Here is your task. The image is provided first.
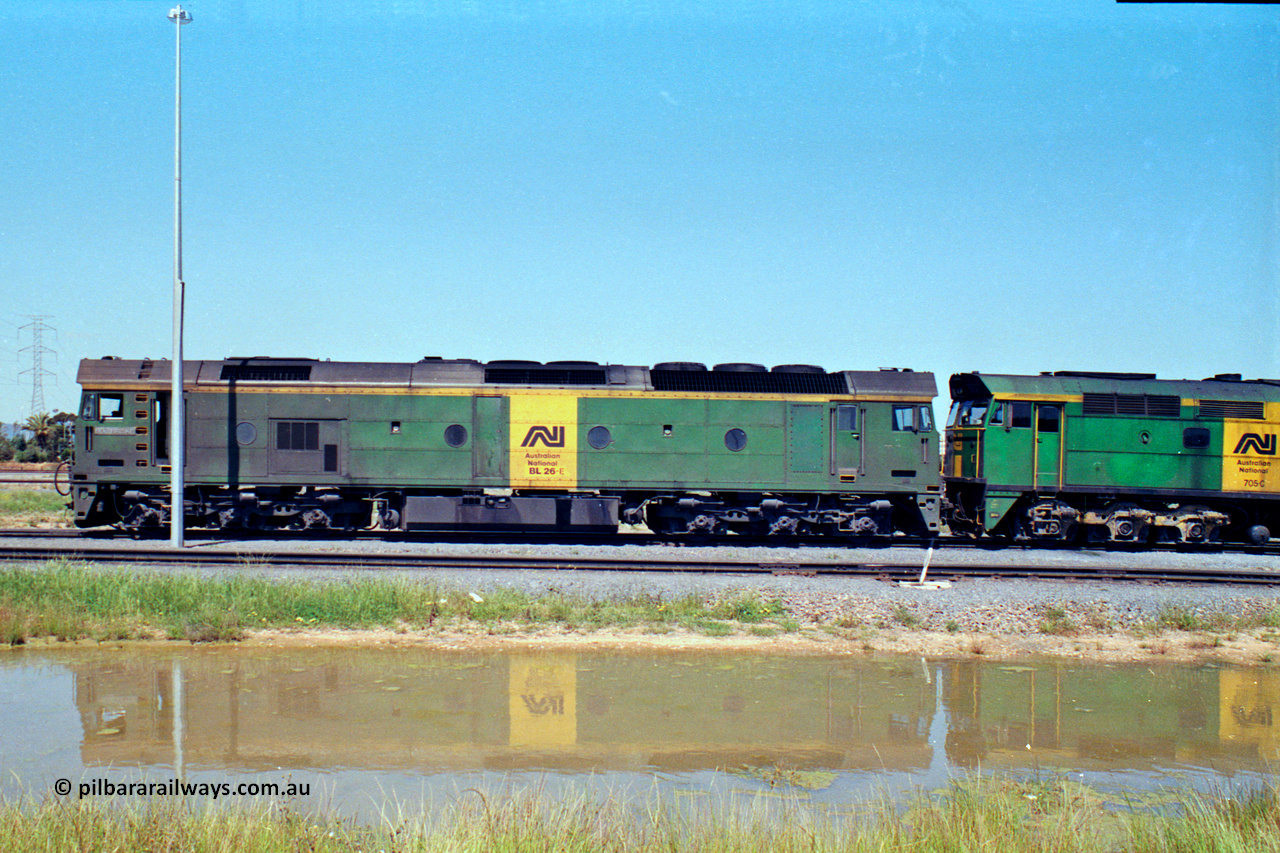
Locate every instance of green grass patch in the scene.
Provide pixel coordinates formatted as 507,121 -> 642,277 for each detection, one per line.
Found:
0,488 -> 70,526
5,776 -> 1280,853
0,562 -> 798,644
890,604 -> 920,629
1039,605 -> 1079,636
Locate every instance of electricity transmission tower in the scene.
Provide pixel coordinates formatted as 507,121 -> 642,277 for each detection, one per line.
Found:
18,316 -> 56,415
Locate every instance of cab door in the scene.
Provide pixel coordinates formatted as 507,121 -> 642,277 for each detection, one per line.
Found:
831,404 -> 860,481
1034,404 -> 1061,490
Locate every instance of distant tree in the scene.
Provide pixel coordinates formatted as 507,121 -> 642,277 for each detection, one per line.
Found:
24,413 -> 52,452
49,411 -> 76,461
0,436 -> 13,462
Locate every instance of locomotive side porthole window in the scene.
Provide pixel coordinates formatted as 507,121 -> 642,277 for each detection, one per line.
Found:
588,425 -> 612,449
390,421 -> 402,434
235,422 -> 257,446
724,428 -> 747,451
1183,427 -> 1210,449
444,424 -> 468,447
837,405 -> 857,431
99,394 -> 124,420
663,424 -> 673,436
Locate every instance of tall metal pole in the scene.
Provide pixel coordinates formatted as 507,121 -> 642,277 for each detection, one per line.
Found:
169,5 -> 190,548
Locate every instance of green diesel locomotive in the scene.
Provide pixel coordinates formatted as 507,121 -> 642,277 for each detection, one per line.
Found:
70,356 -> 943,537
944,371 -> 1280,544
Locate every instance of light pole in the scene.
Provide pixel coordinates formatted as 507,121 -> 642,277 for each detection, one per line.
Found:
169,4 -> 190,548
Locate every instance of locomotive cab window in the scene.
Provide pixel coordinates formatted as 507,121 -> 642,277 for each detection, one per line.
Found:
917,406 -> 933,431
80,394 -> 98,421
946,400 -> 987,428
989,403 -> 1003,426
98,394 -> 124,420
1037,405 -> 1060,433
892,406 -> 915,431
1010,402 -> 1032,429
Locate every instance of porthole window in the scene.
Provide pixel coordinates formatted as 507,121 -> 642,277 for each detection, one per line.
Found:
444,424 -> 468,448
724,428 -> 747,452
235,422 -> 257,446
588,425 -> 612,449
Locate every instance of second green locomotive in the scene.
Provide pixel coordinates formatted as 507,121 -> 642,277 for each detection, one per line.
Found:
944,371 -> 1280,544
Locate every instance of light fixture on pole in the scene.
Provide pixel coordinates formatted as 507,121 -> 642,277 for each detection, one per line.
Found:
169,4 -> 190,548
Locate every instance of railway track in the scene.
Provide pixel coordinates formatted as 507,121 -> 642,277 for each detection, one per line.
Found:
3,526 -> 1280,556
0,532 -> 1277,584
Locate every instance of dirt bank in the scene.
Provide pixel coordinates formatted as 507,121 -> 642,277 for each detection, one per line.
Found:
235,621 -> 1280,665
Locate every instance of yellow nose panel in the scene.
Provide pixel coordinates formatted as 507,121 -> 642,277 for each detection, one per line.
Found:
1222,405 -> 1280,493
509,394 -> 578,489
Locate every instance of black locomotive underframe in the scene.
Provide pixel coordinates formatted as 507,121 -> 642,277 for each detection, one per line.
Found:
81,482 -> 932,538
946,480 -> 1279,545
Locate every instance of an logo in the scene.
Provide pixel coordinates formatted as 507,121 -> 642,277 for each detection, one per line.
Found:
521,694 -> 566,715
1234,433 -> 1277,455
520,425 -> 566,448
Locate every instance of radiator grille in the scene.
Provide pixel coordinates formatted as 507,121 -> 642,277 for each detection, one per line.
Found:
484,368 -> 608,386
651,370 -> 849,395
1082,393 -> 1181,417
1199,399 -> 1265,419
220,365 -> 312,381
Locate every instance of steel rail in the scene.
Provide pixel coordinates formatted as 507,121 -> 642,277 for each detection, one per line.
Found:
0,539 -> 1277,584
4,527 -> 1280,558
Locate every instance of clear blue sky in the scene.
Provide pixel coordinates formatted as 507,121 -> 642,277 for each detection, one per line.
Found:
2,0 -> 1277,423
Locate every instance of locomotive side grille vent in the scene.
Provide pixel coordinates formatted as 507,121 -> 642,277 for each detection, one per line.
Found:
484,368 -> 608,386
1200,399 -> 1265,419
1082,393 -> 1181,417
651,370 -> 850,395
220,365 -> 313,382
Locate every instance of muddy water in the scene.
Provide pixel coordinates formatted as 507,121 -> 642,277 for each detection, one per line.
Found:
1,646 -> 1276,816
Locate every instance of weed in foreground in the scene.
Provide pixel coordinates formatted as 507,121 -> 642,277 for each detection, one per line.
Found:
6,776 -> 1280,853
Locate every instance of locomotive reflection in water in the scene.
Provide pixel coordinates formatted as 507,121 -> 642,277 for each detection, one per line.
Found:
48,649 -> 1280,794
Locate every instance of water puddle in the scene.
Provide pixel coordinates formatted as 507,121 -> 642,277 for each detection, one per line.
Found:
1,645 -> 1276,817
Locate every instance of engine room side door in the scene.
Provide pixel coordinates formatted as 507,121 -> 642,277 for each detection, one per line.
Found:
787,404 -> 825,483
831,404 -> 860,481
471,395 -> 509,483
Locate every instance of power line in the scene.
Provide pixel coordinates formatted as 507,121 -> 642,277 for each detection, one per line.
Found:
18,316 -> 57,416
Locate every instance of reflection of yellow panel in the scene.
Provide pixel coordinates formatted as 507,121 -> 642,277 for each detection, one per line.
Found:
509,395 -> 578,489
1220,670 -> 1280,759
1222,403 -> 1280,493
509,655 -> 576,748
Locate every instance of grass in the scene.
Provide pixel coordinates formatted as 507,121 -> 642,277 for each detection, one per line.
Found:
5,776 -> 1280,852
0,561 -> 797,644
1039,605 -> 1079,636
890,604 -> 920,629
0,487 -> 70,527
